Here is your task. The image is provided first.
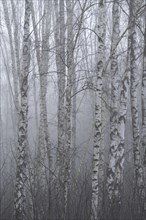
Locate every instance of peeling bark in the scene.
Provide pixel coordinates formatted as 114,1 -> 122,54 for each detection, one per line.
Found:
14,0 -> 31,219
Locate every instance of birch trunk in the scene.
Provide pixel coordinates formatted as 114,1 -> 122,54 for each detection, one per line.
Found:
142,6 -> 146,214
54,0 -> 66,179
40,2 -> 53,216
31,1 -> 52,218
129,0 -> 144,204
63,1 -> 74,219
107,0 -> 120,215
11,0 -> 21,86
91,1 -> 106,219
14,0 -> 31,219
53,0 -> 66,218
71,63 -> 77,172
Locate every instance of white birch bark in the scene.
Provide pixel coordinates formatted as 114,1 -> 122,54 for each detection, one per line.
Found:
71,63 -> 77,171
11,0 -> 21,86
14,0 -> 31,219
54,0 -> 66,181
41,2 -> 53,217
53,1 -> 66,218
141,5 -> 146,210
31,0 -> 52,175
129,0 -> 144,201
31,4 -> 47,207
110,3 -> 144,216
107,0 -> 120,212
62,1 -> 74,219
31,1 -> 52,218
32,54 -> 39,138
91,1 -> 106,219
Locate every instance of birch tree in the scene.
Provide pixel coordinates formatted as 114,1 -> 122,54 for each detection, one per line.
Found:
14,0 -> 31,219
11,0 -> 21,87
1,0 -> 146,219
112,4 -> 134,219
91,1 -> 106,219
63,1 -> 75,219
129,0 -> 144,203
106,1 -> 122,218
142,4 -> 146,213
53,0 -> 66,218
71,64 -> 77,171
31,0 -> 52,218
